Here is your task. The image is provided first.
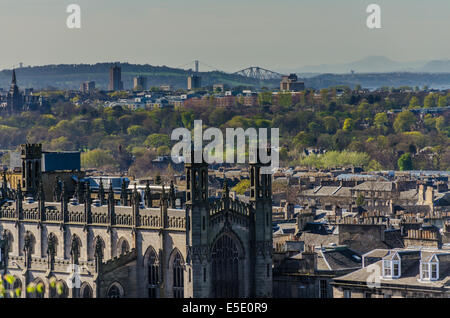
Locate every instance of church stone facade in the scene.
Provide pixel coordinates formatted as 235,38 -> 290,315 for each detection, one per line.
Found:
1,70 -> 46,115
0,145 -> 273,298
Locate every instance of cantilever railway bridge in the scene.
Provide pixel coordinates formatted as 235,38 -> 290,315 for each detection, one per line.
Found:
232,66 -> 284,81
178,61 -> 285,81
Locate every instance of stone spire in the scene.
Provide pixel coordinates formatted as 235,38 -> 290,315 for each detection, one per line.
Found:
76,180 -> 84,204
37,179 -> 45,202
132,184 -> 140,205
98,178 -> 105,205
1,170 -> 7,198
120,179 -> 128,206
108,181 -> 115,225
11,69 -> 16,85
60,181 -> 68,221
84,182 -> 91,224
132,184 -> 140,228
38,180 -> 45,222
160,184 -> 166,207
144,180 -> 152,208
222,175 -> 230,217
169,180 -> 176,208
53,177 -> 61,202
108,181 -> 114,205
222,175 -> 229,199
15,181 -> 23,218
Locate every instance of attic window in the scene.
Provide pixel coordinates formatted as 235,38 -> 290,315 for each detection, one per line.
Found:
393,261 -> 400,277
421,260 -> 439,281
383,260 -> 391,277
431,263 -> 438,280
421,263 -> 429,280
382,253 -> 401,279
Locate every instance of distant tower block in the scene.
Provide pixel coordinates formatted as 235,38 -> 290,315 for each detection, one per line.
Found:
187,75 -> 201,90
133,76 -> 147,91
280,74 -> 305,92
187,60 -> 201,90
195,60 -> 199,73
80,81 -> 96,94
109,65 -> 124,91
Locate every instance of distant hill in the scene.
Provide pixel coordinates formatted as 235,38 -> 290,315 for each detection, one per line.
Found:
290,56 -> 426,74
419,60 -> 450,73
0,63 -> 278,90
303,72 -> 450,90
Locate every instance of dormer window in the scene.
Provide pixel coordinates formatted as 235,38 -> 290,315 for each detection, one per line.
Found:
421,255 -> 439,281
383,260 -> 391,276
393,259 -> 400,277
431,263 -> 438,280
421,262 -> 429,280
382,253 -> 401,279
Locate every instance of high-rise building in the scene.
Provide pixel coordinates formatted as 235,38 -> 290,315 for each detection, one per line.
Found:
187,75 -> 202,90
187,60 -> 202,90
80,81 -> 96,94
133,76 -> 147,91
109,65 -> 123,91
280,73 -> 305,92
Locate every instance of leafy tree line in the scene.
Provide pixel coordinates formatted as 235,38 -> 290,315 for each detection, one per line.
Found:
0,88 -> 448,176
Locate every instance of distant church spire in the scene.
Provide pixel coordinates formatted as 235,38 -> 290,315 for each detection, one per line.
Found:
222,174 -> 229,199
11,69 -> 16,85
7,68 -> 22,114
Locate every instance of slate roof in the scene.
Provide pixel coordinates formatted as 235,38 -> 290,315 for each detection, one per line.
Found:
398,189 -> 419,200
274,222 -> 298,236
352,181 -> 394,192
297,232 -> 339,247
289,246 -> 362,272
336,247 -> 450,289
320,247 -> 362,271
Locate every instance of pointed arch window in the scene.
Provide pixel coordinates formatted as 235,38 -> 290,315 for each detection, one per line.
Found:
119,239 -> 130,256
107,283 -> 124,298
212,234 -> 240,298
148,250 -> 159,298
29,279 -> 45,299
81,283 -> 93,298
172,252 -> 184,298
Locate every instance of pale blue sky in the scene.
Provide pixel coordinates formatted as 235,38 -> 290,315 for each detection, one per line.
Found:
1,0 -> 450,72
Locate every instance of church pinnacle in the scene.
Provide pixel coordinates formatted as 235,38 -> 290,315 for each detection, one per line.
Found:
12,69 -> 16,85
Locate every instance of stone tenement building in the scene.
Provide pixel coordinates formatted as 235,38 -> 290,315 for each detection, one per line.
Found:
0,149 -> 273,298
333,247 -> 450,298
